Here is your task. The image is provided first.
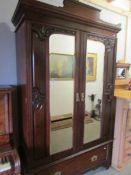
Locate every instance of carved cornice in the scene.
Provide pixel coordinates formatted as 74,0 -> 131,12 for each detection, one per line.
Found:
32,87 -> 45,111
32,25 -> 75,41
87,33 -> 115,50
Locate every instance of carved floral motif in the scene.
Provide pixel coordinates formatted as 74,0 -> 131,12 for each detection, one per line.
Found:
32,87 -> 45,111
32,25 -> 75,41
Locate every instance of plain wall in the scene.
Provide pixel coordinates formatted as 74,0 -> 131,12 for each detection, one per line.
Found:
0,23 -> 17,84
0,0 -> 63,85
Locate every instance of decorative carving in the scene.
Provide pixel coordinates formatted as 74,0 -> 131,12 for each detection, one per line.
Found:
104,82 -> 114,103
32,25 -> 75,41
32,87 -> 45,111
87,32 -> 115,50
32,26 -> 55,40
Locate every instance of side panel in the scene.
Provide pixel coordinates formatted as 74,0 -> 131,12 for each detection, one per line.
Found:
16,22 -> 34,162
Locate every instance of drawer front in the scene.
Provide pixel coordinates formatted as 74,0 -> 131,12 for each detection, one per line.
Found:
125,136 -> 131,149
34,144 -> 110,175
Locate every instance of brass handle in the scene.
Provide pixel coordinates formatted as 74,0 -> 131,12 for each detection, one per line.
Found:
90,155 -> 98,162
0,131 -> 5,135
128,153 -> 131,157
81,92 -> 85,102
76,93 -> 80,102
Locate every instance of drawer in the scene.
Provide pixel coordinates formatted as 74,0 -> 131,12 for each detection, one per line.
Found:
34,144 -> 109,175
125,136 -> 131,149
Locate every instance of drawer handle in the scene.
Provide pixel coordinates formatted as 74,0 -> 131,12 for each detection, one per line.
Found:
91,155 -> 98,162
0,131 -> 4,135
128,153 -> 131,157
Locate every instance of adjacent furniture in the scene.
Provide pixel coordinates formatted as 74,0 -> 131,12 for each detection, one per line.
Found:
112,63 -> 131,170
12,0 -> 120,174
0,86 -> 20,175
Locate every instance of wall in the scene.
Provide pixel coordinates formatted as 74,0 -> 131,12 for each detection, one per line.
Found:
0,0 -> 18,85
0,23 -> 16,84
100,9 -> 127,61
0,0 -> 63,85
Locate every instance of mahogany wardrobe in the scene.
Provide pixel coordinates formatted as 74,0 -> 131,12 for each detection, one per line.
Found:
12,0 -> 120,174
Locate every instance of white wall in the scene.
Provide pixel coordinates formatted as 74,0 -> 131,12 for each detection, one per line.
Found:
100,9 -> 127,60
126,18 -> 131,63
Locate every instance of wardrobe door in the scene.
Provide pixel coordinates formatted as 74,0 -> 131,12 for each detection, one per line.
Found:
83,38 -> 105,145
80,33 -> 116,147
49,32 -> 80,155
32,23 -> 81,159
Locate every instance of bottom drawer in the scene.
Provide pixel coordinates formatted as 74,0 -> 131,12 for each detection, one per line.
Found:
34,144 -> 110,175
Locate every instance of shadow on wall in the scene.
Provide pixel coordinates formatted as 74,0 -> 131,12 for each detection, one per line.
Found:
0,22 -> 17,85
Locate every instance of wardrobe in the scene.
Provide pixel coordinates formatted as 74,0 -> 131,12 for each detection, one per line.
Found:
12,0 -> 120,174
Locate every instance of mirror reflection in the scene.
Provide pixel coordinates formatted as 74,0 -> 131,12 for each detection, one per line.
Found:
49,34 -> 75,154
84,39 -> 105,144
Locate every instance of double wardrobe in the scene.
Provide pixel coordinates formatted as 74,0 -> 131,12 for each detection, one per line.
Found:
12,0 -> 120,174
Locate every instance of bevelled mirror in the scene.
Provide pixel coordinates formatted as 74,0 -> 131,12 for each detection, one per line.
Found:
49,34 -> 75,154
84,39 -> 105,144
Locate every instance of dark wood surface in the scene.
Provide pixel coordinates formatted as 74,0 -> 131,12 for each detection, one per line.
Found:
12,0 -> 121,174
0,87 -> 21,175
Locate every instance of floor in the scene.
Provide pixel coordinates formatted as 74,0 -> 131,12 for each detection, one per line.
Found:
84,164 -> 131,175
50,119 -> 100,154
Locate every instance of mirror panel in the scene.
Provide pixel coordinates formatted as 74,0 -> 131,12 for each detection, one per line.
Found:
84,39 -> 105,144
49,34 -> 75,155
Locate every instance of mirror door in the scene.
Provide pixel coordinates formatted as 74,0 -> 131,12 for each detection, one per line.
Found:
83,38 -> 105,145
49,34 -> 76,155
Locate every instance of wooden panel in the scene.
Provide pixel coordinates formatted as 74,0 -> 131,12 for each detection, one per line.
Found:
33,144 -> 109,175
0,94 -> 8,135
32,30 -> 47,159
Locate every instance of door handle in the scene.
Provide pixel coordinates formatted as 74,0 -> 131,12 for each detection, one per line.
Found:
81,92 -> 85,102
76,93 -> 80,102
